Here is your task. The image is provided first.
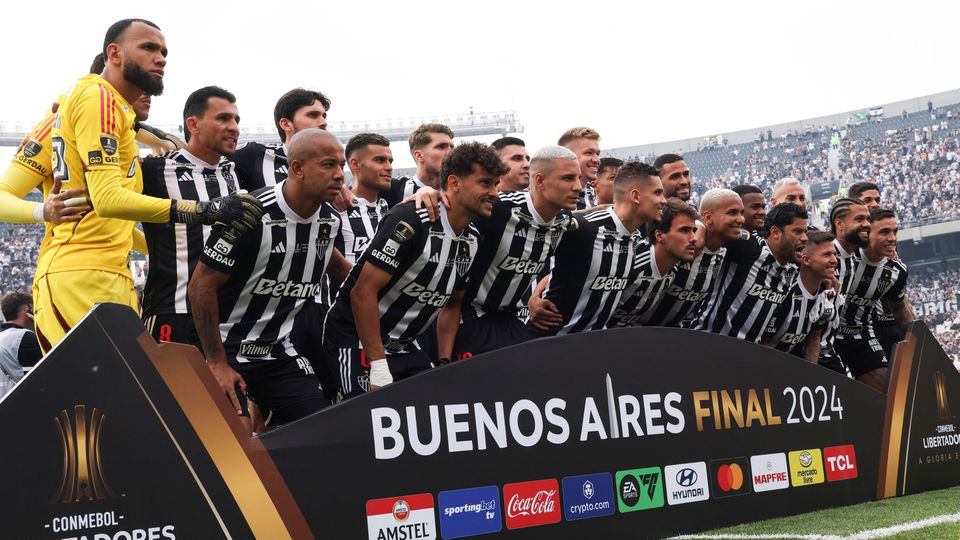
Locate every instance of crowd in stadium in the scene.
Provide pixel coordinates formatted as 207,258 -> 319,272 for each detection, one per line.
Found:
2,18 -> 960,424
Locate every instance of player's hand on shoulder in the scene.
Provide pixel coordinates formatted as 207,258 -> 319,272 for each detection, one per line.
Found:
406,187 -> 450,221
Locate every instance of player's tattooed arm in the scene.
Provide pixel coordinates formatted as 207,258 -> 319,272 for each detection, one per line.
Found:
326,249 -> 352,281
189,261 -> 246,415
890,298 -> 916,333
803,326 -> 823,364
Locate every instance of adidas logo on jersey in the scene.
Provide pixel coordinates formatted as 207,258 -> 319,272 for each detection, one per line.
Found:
177,171 -> 194,183
271,243 -> 286,254
275,165 -> 288,175
348,209 -> 362,219
514,228 -> 527,238
428,253 -> 440,263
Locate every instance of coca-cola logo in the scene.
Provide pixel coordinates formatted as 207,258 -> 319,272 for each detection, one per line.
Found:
506,489 -> 556,518
503,479 -> 561,530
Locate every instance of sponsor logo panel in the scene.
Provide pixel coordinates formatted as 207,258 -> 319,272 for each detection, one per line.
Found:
437,485 -> 501,539
788,449 -> 825,487
502,478 -> 560,530
708,457 -> 751,498
750,453 -> 790,492
561,472 -> 615,521
366,493 -> 436,540
664,462 -> 709,505
615,467 -> 663,512
823,445 -> 858,482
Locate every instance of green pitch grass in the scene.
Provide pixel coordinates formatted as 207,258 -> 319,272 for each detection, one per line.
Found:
692,486 -> 960,539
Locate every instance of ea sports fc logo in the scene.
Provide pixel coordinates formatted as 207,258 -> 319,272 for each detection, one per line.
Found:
51,405 -> 118,503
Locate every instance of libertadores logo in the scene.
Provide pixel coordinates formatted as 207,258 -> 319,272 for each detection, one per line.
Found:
709,457 -> 751,498
503,478 -> 560,530
934,371 -> 952,420
51,405 -> 117,503
750,452 -> 790,492
366,493 -> 436,540
664,462 -> 709,505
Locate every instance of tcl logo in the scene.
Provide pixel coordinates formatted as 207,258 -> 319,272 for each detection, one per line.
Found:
823,445 -> 858,482
503,479 -> 560,530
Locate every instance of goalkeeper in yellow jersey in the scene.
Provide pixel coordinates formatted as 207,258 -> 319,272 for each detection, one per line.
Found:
34,19 -> 262,351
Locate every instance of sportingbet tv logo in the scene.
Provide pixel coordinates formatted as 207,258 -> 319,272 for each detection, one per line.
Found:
51,405 -> 117,503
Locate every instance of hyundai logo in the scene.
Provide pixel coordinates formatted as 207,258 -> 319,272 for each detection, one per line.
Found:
676,468 -> 698,487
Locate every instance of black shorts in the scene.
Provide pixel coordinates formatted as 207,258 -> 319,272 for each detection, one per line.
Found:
323,342 -> 433,400
452,309 -> 532,361
875,323 -> 905,361
817,347 -> 849,377
291,300 -> 339,402
835,332 -> 888,378
143,313 -> 200,348
232,356 -> 326,426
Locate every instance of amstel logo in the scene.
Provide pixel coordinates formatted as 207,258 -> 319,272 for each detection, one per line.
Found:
51,405 -> 117,503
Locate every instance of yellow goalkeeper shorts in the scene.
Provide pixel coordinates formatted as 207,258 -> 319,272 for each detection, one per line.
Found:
33,270 -> 139,353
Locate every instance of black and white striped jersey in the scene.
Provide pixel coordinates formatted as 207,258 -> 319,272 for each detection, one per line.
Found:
695,234 -> 798,343
232,142 -> 288,190
319,195 -> 390,306
873,299 -> 898,326
607,241 -> 675,328
535,207 -> 638,336
764,280 -> 832,357
465,191 -> 572,317
576,183 -> 598,211
198,182 -> 343,363
837,250 -> 908,339
642,246 -> 724,327
819,240 -> 859,355
324,203 -> 480,354
141,149 -> 237,317
381,176 -> 426,208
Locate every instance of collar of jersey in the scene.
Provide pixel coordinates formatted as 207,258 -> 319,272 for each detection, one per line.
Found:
834,239 -> 855,259
411,176 -> 426,189
606,206 -> 631,236
523,191 -> 549,225
858,247 -> 888,266
796,278 -> 822,299
274,181 -> 323,223
88,75 -> 133,113
648,243 -> 664,279
438,204 -> 458,236
178,148 -> 220,169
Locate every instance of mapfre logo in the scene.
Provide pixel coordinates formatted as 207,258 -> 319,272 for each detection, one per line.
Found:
503,478 -> 560,530
52,405 -> 118,503
750,452 -> 790,492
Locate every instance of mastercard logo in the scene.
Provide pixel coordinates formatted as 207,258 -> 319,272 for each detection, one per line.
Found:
716,463 -> 744,492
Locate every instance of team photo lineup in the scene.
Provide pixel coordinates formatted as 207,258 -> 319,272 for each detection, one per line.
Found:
0,18 -> 929,433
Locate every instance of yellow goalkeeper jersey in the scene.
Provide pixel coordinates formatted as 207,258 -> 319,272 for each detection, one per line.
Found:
38,74 -> 167,278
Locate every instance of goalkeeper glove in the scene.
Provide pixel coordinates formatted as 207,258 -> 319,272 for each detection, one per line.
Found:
171,190 -> 263,234
135,122 -> 187,155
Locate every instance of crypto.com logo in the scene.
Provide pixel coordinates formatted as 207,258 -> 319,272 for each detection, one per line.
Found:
51,405 -> 117,503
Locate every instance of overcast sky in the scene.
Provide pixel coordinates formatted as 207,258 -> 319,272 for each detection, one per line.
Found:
2,1 -> 959,168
